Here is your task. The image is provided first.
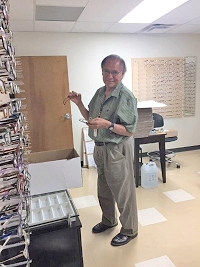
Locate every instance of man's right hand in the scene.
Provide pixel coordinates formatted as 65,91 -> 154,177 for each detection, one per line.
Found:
68,91 -> 82,105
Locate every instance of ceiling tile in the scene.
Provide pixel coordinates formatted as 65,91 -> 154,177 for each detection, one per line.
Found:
106,23 -> 149,33
10,20 -> 34,32
9,0 -> 34,20
78,0 -> 143,23
188,16 -> 200,24
154,0 -> 200,24
36,0 -> 89,7
34,21 -> 75,32
166,24 -> 200,33
72,22 -> 113,32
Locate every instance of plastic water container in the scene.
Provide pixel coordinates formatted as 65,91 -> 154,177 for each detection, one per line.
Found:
141,162 -> 158,189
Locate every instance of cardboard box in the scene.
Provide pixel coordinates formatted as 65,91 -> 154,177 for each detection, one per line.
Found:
164,129 -> 178,138
27,149 -> 82,196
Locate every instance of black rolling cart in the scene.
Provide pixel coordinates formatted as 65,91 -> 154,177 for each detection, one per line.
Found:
28,190 -> 83,267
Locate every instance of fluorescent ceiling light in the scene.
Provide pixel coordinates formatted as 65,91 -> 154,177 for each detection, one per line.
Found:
119,0 -> 189,23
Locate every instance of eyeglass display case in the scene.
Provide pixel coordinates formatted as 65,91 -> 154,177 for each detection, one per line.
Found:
0,1 -> 83,267
28,190 -> 83,267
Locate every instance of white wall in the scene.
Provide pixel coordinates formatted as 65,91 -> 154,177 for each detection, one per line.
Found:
13,32 -> 200,157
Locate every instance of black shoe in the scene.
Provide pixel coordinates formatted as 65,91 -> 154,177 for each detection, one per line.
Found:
111,232 -> 138,246
92,222 -> 117,234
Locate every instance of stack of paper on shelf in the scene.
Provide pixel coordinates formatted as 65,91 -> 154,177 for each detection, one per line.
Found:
133,107 -> 153,138
133,101 -> 167,138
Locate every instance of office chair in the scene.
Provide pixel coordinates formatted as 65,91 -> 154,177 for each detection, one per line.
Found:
147,113 -> 180,168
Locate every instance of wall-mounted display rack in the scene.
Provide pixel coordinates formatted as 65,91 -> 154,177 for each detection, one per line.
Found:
132,56 -> 196,118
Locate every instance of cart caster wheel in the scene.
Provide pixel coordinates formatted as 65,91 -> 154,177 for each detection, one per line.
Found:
176,164 -> 180,168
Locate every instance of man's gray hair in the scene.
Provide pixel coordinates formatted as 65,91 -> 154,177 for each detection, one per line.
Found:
101,54 -> 127,73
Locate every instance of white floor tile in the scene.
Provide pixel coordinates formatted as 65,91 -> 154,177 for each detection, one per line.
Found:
197,171 -> 200,174
163,189 -> 195,203
135,255 -> 176,267
138,207 -> 167,226
72,195 -> 98,209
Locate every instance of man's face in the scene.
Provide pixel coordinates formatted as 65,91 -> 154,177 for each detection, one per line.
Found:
102,59 -> 124,90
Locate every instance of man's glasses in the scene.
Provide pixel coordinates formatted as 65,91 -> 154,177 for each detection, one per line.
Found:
79,118 -> 88,124
63,97 -> 70,105
102,70 -> 122,77
0,80 -> 22,94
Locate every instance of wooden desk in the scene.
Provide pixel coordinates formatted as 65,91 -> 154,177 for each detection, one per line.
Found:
134,133 -> 166,188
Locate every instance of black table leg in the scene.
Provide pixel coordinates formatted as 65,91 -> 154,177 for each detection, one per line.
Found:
159,135 -> 166,183
134,139 -> 140,187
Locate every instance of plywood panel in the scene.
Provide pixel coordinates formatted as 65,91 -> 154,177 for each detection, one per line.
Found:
18,56 -> 73,152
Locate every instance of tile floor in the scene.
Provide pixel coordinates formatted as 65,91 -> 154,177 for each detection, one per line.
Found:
69,150 -> 200,267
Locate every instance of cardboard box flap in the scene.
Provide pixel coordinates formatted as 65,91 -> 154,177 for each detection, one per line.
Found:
27,148 -> 79,164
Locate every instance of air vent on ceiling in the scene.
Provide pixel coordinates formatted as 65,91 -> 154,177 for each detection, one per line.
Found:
36,6 -> 84,22
140,24 -> 177,33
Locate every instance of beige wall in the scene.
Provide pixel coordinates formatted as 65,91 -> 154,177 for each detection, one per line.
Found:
13,32 -> 200,156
